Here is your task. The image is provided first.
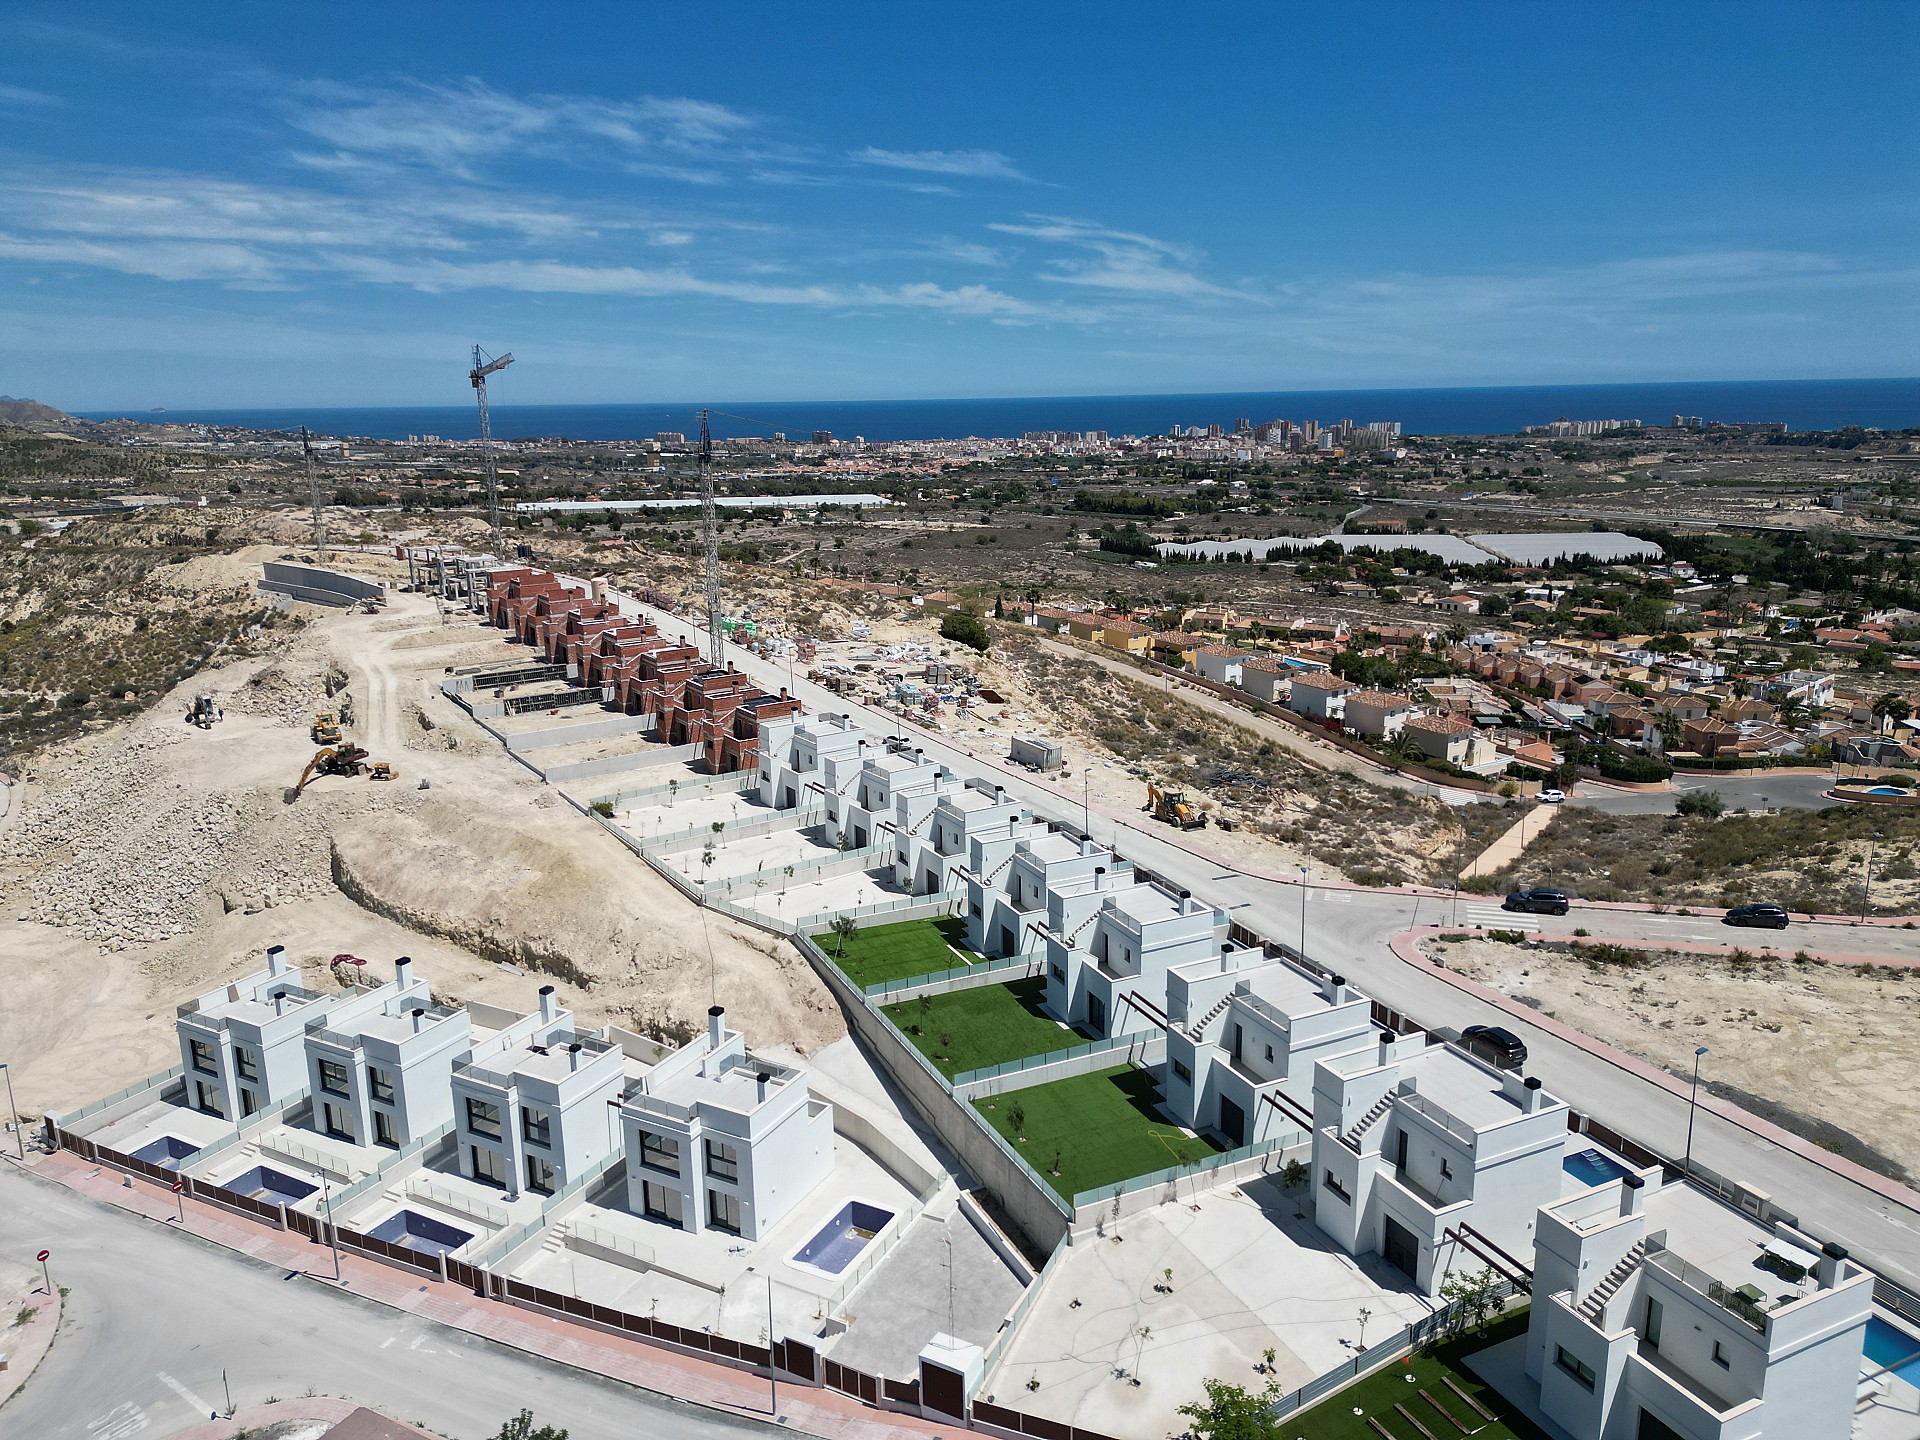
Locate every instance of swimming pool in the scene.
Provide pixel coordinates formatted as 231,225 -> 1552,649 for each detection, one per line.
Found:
792,1201 -> 894,1275
368,1208 -> 474,1257
1866,1316 -> 1920,1386
1563,1148 -> 1637,1188
223,1165 -> 317,1203
131,1135 -> 200,1170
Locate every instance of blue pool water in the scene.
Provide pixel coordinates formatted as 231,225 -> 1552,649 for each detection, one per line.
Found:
793,1201 -> 895,1274
1564,1148 -> 1637,1188
1866,1316 -> 1920,1386
369,1208 -> 473,1257
131,1135 -> 200,1169
1868,787 -> 1912,796
224,1165 -> 317,1203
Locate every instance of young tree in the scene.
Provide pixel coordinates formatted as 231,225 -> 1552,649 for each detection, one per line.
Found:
1176,1377 -> 1282,1440
829,913 -> 859,958
495,1412 -> 568,1440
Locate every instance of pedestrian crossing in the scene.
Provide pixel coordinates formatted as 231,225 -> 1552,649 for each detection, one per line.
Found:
1458,904 -> 1541,932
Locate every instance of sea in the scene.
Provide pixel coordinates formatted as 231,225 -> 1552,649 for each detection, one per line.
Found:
79,377 -> 1920,444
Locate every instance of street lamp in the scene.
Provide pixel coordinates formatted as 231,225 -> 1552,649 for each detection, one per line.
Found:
319,1174 -> 343,1282
1683,1045 -> 1709,1179
1861,831 -> 1882,922
0,1061 -> 22,1160
1298,865 -> 1309,964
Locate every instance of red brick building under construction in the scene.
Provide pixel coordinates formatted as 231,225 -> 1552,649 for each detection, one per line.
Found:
485,568 -> 799,774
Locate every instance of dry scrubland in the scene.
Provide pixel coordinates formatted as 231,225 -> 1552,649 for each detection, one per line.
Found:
1473,805 -> 1920,915
1426,934 -> 1920,1181
0,538 -> 843,1123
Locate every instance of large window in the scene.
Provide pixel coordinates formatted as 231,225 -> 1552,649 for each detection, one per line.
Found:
322,1101 -> 354,1141
707,1187 -> 742,1234
642,1180 -> 682,1227
195,1079 -> 224,1117
369,1067 -> 395,1104
521,1105 -> 551,1147
189,1038 -> 218,1075
233,1047 -> 259,1083
525,1155 -> 556,1195
374,1110 -> 398,1148
639,1130 -> 682,1176
465,1096 -> 502,1139
705,1138 -> 739,1184
470,1144 -> 505,1186
1555,1346 -> 1596,1392
317,1058 -> 350,1097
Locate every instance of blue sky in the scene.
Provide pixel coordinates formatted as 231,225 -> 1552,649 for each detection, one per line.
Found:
1,2 -> 1914,408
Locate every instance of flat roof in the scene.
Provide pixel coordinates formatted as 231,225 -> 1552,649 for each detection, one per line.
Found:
1242,962 -> 1338,1017
1018,831 -> 1088,864
650,1052 -> 796,1114
1398,1045 -> 1540,1132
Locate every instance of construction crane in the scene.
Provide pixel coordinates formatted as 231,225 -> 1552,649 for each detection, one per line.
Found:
698,407 -> 723,668
300,425 -> 324,559
469,345 -> 514,558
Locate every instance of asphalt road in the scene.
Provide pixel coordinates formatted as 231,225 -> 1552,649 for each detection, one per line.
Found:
0,1165 -> 786,1440
641,606 -> 1920,1293
1572,771 -> 1841,816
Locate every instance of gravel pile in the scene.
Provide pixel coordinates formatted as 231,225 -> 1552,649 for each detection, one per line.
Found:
226,654 -> 327,728
2,724 -> 381,949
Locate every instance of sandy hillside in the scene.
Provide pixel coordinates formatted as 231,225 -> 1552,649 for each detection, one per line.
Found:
1425,933 -> 1920,1181
0,579 -> 843,1121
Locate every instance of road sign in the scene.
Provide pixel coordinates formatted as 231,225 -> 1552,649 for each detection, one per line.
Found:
35,1249 -> 48,1262
171,1179 -> 183,1194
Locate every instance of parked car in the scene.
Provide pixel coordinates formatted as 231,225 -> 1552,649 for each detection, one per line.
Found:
1503,887 -> 1570,916
1460,1024 -> 1528,1070
1724,903 -> 1790,930
1536,788 -> 1567,804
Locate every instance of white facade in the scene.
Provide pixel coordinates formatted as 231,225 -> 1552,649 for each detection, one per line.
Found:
756,711 -> 866,813
898,779 -> 1025,900
449,985 -> 626,1198
619,1006 -> 834,1239
964,824 -> 1120,960
1166,956 -> 1377,1148
1311,1040 -> 1569,1296
177,946 -> 366,1122
1044,872 -> 1228,1040
303,956 -> 472,1150
1194,648 -> 1249,686
1524,1173 -> 1872,1440
1285,673 -> 1356,721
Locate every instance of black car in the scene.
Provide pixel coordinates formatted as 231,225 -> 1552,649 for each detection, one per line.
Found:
1503,887 -> 1570,916
1460,1024 -> 1528,1071
1724,903 -> 1790,930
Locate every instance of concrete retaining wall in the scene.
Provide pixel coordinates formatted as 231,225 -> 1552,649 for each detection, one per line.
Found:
798,933 -> 1070,1257
867,956 -> 1043,1003
260,561 -> 385,608
504,712 -> 653,753
1069,1140 -> 1303,1232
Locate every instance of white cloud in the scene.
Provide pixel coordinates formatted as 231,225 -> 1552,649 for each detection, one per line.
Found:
991,215 -> 1244,299
0,82 -> 61,108
854,146 -> 1030,182
283,79 -> 756,177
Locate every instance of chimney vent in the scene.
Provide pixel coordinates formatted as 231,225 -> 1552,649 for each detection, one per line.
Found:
756,1070 -> 772,1103
569,1042 -> 583,1072
708,1005 -> 726,1050
394,955 -> 413,989
412,1006 -> 426,1034
266,944 -> 288,976
538,985 -> 558,1023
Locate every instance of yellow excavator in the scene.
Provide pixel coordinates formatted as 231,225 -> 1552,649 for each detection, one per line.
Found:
294,744 -> 396,796
1147,782 -> 1208,830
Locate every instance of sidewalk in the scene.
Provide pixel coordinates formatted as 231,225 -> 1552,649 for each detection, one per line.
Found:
1388,925 -> 1920,1211
25,1150 -> 949,1440
1460,804 -> 1558,881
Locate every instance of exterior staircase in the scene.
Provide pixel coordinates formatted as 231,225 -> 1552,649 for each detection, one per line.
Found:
1579,1240 -> 1649,1324
1188,993 -> 1234,1040
1341,1093 -> 1396,1149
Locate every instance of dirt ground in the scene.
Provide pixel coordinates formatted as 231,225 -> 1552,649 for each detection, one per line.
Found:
0,561 -> 843,1123
1425,934 -> 1920,1180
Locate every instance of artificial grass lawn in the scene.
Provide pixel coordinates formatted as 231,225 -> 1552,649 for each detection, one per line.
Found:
972,1064 -> 1226,1203
1282,1309 -> 1551,1440
824,915 -> 976,990
884,976 -> 1083,1080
